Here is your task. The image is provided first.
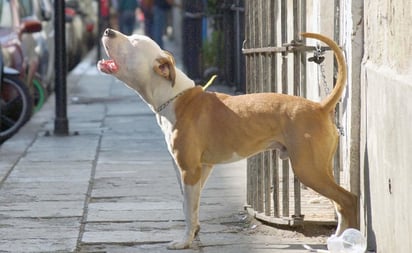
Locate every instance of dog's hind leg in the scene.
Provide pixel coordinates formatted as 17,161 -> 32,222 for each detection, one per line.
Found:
288,141 -> 358,236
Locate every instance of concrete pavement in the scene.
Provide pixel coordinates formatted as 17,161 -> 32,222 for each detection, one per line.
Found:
0,46 -> 328,252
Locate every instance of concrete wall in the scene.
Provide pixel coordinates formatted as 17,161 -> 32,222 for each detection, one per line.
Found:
311,0 -> 412,251
360,0 -> 412,252
340,0 -> 363,199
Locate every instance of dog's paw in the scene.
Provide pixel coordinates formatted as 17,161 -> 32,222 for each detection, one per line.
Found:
167,239 -> 192,250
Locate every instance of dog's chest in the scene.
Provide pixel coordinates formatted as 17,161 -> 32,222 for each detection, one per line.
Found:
156,110 -> 176,154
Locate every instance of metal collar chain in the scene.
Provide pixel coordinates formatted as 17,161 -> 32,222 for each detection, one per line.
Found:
155,90 -> 188,113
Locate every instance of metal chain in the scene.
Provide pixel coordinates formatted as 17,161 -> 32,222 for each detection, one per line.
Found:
319,62 -> 330,95
309,44 -> 344,136
315,44 -> 330,96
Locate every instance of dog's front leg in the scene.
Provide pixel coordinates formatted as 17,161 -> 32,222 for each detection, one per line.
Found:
167,180 -> 201,250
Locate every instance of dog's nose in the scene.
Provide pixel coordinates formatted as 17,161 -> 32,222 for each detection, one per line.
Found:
104,28 -> 116,38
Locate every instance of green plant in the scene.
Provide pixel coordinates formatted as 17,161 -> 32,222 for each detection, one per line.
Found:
202,30 -> 222,69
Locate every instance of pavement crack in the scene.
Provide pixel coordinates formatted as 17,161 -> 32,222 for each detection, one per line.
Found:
75,122 -> 105,251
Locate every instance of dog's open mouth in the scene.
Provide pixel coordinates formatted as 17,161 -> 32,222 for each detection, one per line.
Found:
98,59 -> 119,74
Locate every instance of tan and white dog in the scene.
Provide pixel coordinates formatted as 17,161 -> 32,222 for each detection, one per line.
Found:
98,29 -> 357,249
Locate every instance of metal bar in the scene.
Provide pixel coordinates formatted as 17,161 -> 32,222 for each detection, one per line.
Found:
251,157 -> 258,210
301,0 -> 307,98
270,0 -> 278,92
256,0 -> 264,214
264,151 -> 271,215
242,46 -> 286,54
251,0 -> 259,211
54,0 -> 69,135
234,0 -> 242,91
298,0 -> 307,220
271,0 -> 280,218
272,150 -> 279,217
293,0 -> 300,97
249,0 -> 258,210
281,0 -> 289,218
242,45 -> 331,55
245,0 -> 251,206
333,0 -> 341,186
292,0 -> 302,219
256,155 -> 263,212
262,0 -> 271,217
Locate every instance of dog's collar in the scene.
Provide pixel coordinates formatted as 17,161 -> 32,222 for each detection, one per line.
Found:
155,89 -> 189,113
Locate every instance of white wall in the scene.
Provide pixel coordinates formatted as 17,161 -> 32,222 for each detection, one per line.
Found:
360,0 -> 412,252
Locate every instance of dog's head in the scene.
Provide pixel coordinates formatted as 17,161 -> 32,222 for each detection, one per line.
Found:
97,29 -> 176,103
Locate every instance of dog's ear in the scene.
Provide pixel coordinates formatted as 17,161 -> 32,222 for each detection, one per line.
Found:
153,51 -> 176,87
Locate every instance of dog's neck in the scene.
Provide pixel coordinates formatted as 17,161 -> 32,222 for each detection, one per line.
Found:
152,67 -> 195,114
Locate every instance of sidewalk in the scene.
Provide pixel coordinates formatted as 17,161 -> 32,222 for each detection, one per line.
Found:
0,46 -> 327,252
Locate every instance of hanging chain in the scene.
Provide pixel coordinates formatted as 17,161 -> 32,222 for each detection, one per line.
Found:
308,43 -> 329,96
319,60 -> 330,96
308,44 -> 344,136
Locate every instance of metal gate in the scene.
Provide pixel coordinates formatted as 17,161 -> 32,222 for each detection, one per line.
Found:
243,0 -> 343,226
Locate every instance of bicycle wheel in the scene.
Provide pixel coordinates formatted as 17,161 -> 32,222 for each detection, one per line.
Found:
0,75 -> 33,143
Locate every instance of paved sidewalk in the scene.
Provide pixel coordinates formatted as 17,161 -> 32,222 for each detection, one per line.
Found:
0,47 -> 328,252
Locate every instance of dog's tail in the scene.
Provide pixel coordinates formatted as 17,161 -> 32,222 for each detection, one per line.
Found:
301,33 -> 347,113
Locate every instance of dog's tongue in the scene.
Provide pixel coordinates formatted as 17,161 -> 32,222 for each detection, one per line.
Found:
98,59 -> 118,74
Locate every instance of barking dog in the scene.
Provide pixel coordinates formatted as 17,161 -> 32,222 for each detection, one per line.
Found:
98,29 -> 358,249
